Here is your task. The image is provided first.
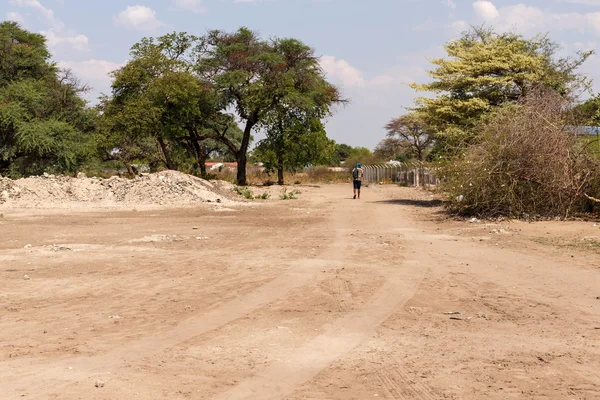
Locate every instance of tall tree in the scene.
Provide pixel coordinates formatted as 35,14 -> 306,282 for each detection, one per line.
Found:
0,22 -> 92,177
100,32 -> 238,173
385,113 -> 434,161
255,119 -> 335,184
256,38 -> 342,184
411,26 -> 592,157
195,28 -> 344,185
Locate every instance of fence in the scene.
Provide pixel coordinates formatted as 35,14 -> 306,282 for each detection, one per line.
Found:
363,164 -> 439,187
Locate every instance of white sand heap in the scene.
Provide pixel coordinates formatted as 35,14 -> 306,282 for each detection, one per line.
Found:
0,171 -> 238,209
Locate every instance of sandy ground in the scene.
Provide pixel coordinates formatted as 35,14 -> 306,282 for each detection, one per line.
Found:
1,184 -> 599,400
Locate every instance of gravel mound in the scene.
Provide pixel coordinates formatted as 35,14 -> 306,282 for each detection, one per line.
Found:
0,171 -> 238,209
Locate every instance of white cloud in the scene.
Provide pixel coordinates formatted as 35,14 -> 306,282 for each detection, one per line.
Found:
443,0 -> 456,8
58,59 -> 124,95
9,0 -> 89,53
319,56 -> 426,90
173,0 -> 207,13
450,20 -> 469,34
41,30 -> 89,52
9,0 -> 63,30
320,56 -> 365,87
114,5 -> 165,31
464,1 -> 600,36
565,0 -> 600,5
7,12 -> 24,23
473,1 -> 499,21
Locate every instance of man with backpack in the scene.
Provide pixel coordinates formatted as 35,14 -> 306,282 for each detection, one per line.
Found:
352,163 -> 364,199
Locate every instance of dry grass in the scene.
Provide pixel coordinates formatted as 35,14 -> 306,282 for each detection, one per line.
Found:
210,165 -> 351,186
441,89 -> 600,219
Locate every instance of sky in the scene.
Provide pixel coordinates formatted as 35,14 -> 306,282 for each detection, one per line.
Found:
2,0 -> 600,149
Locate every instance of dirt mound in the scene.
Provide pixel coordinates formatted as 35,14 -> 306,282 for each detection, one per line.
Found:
0,171 -> 239,209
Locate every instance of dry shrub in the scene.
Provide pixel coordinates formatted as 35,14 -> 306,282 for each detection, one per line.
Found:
442,89 -> 600,218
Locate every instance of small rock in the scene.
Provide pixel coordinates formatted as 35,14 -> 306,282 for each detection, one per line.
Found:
109,315 -> 121,320
469,217 -> 479,224
1,190 -> 8,199
184,305 -> 192,311
192,227 -> 199,230
76,172 -> 87,179
196,236 -> 209,240
24,244 -> 32,249
0,213 -> 4,218
95,380 -> 105,388
23,274 -> 31,280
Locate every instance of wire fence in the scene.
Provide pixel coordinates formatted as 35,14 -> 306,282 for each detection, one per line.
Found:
363,164 -> 439,187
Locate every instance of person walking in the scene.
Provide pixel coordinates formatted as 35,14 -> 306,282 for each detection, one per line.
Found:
352,163 -> 364,199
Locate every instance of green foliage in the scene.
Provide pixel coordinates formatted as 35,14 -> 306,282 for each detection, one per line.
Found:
441,89 -> 600,218
280,188 -> 300,200
344,146 -> 373,171
412,26 -> 592,158
234,186 -> 255,199
334,143 -> 353,162
255,192 -> 270,200
196,29 -> 344,185
0,22 -> 93,177
384,113 -> 434,161
254,119 -> 336,184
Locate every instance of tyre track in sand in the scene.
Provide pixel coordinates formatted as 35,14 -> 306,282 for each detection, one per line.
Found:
2,197 -> 358,400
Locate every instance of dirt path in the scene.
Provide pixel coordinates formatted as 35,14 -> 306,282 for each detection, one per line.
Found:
1,184 -> 599,399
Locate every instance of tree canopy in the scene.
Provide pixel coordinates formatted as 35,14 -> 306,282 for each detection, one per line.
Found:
411,26 -> 592,158
195,28 -> 344,185
0,22 -> 93,177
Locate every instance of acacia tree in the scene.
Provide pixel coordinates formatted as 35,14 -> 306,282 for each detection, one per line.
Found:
195,28 -> 344,185
254,38 -> 342,184
0,22 -> 93,176
100,33 -> 238,173
385,113 -> 434,161
411,26 -> 592,157
255,119 -> 335,184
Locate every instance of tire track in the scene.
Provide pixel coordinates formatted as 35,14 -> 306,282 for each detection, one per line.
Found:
3,197 -> 356,400
213,265 -> 425,400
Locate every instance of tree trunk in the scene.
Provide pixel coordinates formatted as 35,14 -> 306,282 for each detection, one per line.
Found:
191,138 -> 208,176
277,149 -> 285,185
157,136 -> 177,170
199,151 -> 207,176
236,121 -> 255,186
0,159 -> 10,174
124,161 -> 134,176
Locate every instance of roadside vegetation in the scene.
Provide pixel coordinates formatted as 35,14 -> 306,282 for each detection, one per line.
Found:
1,20 -> 599,217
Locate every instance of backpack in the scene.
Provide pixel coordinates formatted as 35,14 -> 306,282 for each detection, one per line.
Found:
353,168 -> 359,180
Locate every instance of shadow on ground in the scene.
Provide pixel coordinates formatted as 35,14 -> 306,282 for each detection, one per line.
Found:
374,199 -> 444,208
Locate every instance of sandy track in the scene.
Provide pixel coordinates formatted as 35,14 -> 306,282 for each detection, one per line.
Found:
1,184 -> 599,399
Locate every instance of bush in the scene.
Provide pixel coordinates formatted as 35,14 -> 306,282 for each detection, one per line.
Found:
441,89 -> 600,218
234,186 -> 255,200
280,189 -> 300,200
256,192 -> 270,200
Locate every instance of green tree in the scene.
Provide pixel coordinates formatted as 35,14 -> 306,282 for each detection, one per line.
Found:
254,38 -> 342,184
412,27 -> 592,158
373,137 -> 403,161
100,32 -> 238,174
195,28 -> 344,185
255,119 -> 335,184
334,143 -> 353,163
0,22 -> 93,176
384,113 -> 434,161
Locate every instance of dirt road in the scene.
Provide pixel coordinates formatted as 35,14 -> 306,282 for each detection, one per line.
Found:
1,184 -> 599,399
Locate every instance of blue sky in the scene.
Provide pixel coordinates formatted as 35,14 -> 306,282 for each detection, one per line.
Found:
2,0 -> 600,149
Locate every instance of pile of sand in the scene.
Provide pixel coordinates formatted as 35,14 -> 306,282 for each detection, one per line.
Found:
0,171 -> 239,209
